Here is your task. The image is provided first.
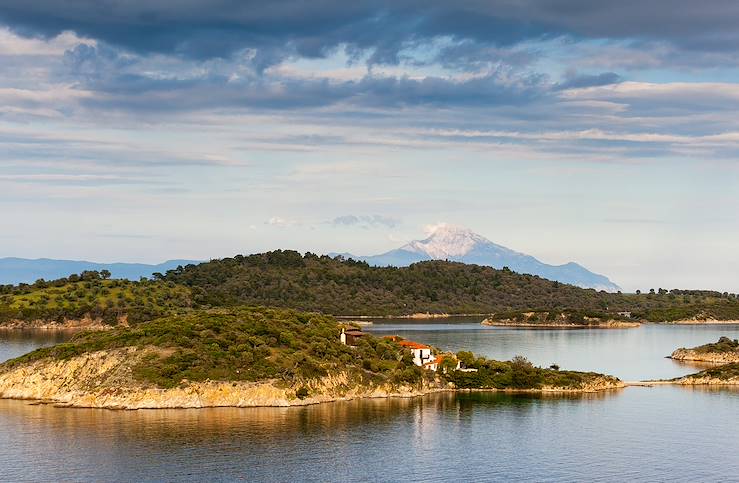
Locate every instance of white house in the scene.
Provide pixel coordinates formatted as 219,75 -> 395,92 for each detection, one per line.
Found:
397,340 -> 435,366
423,355 -> 462,372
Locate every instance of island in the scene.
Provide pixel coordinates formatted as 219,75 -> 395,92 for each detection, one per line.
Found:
674,363 -> 739,385
670,337 -> 739,364
0,307 -> 623,409
481,310 -> 640,329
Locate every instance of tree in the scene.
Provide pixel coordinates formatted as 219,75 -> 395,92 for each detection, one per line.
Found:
101,270 -> 112,280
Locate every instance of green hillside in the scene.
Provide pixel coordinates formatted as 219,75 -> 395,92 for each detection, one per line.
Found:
0,272 -> 192,325
161,251 -> 739,320
2,251 -> 738,324
3,307 -> 425,389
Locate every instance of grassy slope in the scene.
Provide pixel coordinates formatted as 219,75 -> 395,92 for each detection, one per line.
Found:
0,279 -> 192,325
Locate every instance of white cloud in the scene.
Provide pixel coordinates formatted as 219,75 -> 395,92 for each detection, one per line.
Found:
266,216 -> 300,227
331,214 -> 400,228
0,28 -> 94,56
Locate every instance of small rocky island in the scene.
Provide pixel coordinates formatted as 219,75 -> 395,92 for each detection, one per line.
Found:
670,337 -> 739,363
481,310 -> 640,328
675,363 -> 739,385
0,307 -> 623,409
664,337 -> 739,386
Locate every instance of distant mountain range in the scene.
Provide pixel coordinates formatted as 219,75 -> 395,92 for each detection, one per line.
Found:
0,258 -> 199,285
2,225 -> 620,291
333,224 -> 621,292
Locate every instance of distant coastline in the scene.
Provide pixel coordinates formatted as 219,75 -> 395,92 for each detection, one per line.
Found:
480,320 -> 641,329
0,317 -> 120,331
335,313 -> 486,320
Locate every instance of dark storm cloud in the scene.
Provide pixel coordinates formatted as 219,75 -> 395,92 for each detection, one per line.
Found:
2,1 -> 738,65
68,62 -> 548,112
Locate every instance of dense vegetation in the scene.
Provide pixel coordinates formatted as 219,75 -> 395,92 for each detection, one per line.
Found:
445,353 -> 617,390
160,251 -> 739,321
0,271 -> 192,325
4,307 -> 425,390
3,251 -> 739,324
3,306 -> 618,392
686,336 -> 739,354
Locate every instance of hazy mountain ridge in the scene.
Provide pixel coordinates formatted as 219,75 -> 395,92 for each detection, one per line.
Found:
0,258 -> 199,285
338,225 -> 621,292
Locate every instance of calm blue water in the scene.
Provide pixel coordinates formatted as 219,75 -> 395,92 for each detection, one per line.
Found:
365,317 -> 739,380
1,325 -> 738,482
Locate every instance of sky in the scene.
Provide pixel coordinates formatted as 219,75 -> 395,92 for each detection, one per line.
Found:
1,1 -> 738,293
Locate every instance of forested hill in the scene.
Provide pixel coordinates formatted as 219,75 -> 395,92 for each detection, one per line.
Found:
162,250 -> 739,320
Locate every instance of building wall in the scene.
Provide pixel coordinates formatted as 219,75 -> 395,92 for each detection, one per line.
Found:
411,348 -> 434,366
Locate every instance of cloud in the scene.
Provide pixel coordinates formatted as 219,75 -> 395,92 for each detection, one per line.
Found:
0,173 -> 155,186
555,71 -> 622,90
265,216 -> 300,228
61,59 -> 548,113
332,215 -> 400,228
3,0 -> 739,67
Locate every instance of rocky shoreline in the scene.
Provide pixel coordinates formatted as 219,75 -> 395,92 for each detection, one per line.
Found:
480,319 -> 640,329
673,369 -> 739,386
669,348 -> 739,364
336,313 -> 485,320
0,316 -> 123,331
0,347 -> 624,410
660,319 -> 739,325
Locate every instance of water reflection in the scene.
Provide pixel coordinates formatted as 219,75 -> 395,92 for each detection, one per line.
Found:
3,385 -> 738,482
2,327 -> 739,481
0,329 -> 74,363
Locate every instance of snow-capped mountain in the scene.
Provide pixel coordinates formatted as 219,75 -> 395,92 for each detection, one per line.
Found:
340,224 -> 621,292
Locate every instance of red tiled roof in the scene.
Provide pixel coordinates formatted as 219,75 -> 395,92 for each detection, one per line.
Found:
424,355 -> 444,367
344,330 -> 365,336
398,340 -> 430,350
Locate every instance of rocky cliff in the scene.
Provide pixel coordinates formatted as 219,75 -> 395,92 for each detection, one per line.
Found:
0,346 -> 624,409
670,349 -> 739,364
0,347 -> 439,409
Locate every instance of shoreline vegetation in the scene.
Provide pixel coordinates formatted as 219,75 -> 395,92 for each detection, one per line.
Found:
481,311 -> 640,329
0,307 -> 625,410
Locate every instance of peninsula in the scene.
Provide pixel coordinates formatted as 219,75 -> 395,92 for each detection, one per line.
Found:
0,307 -> 622,409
